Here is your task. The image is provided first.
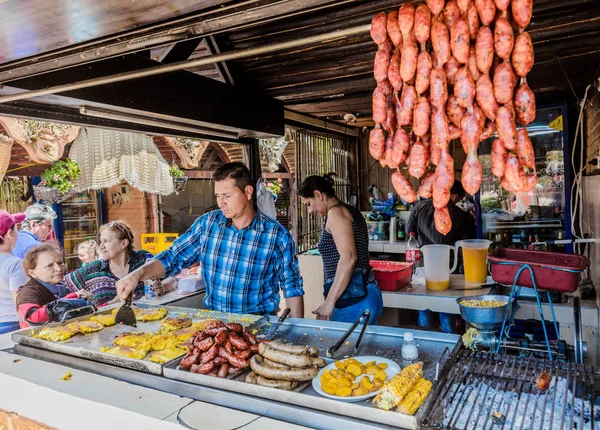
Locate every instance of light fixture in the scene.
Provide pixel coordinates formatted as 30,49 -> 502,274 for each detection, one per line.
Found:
79,106 -> 240,139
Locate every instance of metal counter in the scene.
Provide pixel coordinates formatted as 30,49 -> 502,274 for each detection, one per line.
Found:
11,304 -> 261,375
12,305 -> 461,429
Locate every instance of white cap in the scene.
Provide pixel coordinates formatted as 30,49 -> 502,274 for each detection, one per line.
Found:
404,332 -> 414,342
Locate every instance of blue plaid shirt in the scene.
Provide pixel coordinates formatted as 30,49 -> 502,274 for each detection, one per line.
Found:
156,210 -> 304,315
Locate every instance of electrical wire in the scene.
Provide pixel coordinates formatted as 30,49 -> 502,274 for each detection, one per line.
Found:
555,54 -> 580,101
569,84 -> 592,255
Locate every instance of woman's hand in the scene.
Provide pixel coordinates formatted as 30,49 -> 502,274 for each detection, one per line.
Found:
312,299 -> 335,321
75,289 -> 92,300
160,277 -> 178,294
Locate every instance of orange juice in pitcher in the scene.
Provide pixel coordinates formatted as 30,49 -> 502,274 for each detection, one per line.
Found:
455,240 -> 492,283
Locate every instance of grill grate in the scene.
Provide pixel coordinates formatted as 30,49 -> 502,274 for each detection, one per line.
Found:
420,350 -> 598,430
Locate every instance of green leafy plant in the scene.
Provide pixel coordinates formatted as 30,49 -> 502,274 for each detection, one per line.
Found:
40,158 -> 81,193
169,165 -> 185,178
264,178 -> 282,196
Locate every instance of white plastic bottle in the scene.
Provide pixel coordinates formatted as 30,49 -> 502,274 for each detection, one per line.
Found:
401,332 -> 419,361
406,232 -> 420,273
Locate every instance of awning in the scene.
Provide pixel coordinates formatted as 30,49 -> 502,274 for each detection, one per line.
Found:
69,128 -> 174,195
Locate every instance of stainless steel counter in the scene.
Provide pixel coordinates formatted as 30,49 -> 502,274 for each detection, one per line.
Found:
11,304 -> 461,430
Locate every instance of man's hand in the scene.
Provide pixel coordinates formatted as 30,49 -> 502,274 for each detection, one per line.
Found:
116,273 -> 140,301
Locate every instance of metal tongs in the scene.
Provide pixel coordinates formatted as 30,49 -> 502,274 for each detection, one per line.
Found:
326,309 -> 370,358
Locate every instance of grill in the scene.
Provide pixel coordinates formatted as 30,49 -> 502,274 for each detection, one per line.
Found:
421,350 -> 598,430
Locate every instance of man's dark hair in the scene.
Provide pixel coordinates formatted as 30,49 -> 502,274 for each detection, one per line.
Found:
450,180 -> 466,198
213,162 -> 253,191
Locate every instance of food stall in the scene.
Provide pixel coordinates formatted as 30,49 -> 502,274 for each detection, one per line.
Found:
0,0 -> 600,429
7,295 -> 460,429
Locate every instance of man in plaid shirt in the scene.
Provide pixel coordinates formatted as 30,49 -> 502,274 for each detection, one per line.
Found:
116,163 -> 304,317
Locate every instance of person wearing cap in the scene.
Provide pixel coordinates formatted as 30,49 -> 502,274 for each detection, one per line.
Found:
12,204 -> 57,259
0,210 -> 29,334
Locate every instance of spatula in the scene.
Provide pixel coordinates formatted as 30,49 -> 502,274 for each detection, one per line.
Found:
115,290 -> 137,327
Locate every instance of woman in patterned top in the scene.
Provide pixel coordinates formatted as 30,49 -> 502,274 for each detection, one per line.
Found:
298,174 -> 382,324
64,221 -> 147,307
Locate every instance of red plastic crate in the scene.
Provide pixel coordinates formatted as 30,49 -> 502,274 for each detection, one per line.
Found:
370,260 -> 413,291
488,248 -> 589,293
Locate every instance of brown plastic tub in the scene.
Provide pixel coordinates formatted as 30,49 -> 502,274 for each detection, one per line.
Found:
488,248 -> 589,293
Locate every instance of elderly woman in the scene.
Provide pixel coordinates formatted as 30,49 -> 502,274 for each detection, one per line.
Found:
64,221 -> 148,307
15,243 -> 91,328
0,210 -> 29,334
298,174 -> 382,324
76,240 -> 100,265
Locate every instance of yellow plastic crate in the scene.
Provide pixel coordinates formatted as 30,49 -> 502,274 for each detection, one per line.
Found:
141,233 -> 179,255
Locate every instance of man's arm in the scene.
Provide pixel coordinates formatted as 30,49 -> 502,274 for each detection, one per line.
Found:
116,259 -> 166,301
117,217 -> 206,301
276,236 -> 305,318
285,296 -> 304,318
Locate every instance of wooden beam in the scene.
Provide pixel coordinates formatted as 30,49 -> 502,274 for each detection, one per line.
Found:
284,110 -> 359,137
269,75 -> 375,101
0,0 -> 350,83
201,148 -> 220,170
184,171 -> 214,179
262,172 -> 294,179
205,36 -> 235,86
1,54 -> 285,138
161,39 -> 204,64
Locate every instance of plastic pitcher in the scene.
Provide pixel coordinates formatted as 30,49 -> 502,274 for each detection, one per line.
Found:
421,244 -> 456,291
454,239 -> 492,283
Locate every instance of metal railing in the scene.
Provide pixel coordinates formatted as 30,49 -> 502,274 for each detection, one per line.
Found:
294,129 -> 353,253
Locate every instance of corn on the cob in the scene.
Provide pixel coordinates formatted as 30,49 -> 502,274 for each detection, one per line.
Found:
396,378 -> 432,415
372,362 -> 423,411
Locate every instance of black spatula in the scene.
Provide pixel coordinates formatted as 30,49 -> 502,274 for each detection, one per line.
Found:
115,290 -> 137,326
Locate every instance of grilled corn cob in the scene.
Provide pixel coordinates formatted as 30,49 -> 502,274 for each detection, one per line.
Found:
396,378 -> 432,415
372,362 -> 423,411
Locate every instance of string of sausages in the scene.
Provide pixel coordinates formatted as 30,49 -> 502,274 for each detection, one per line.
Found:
369,0 -> 535,235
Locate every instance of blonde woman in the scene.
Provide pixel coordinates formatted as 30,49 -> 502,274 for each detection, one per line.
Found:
65,221 -> 148,307
76,240 -> 100,265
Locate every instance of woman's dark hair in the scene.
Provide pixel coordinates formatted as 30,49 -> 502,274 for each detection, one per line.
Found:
298,173 -> 337,198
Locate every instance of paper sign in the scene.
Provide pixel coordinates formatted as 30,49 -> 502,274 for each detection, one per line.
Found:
549,115 -> 563,131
